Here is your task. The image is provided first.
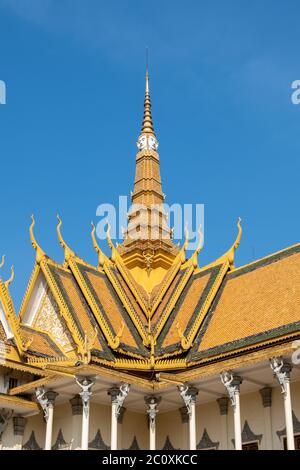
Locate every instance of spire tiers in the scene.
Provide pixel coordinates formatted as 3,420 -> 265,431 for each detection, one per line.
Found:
137,71 -> 159,152
118,69 -> 179,272
140,71 -> 156,136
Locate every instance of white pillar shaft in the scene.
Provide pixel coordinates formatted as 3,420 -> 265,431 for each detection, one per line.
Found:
81,406 -> 90,450
220,415 -> 228,450
71,415 -> 82,450
45,405 -> 54,450
284,381 -> 295,450
263,407 -> 273,450
233,393 -> 242,450
150,422 -> 156,450
111,402 -> 118,451
189,401 -> 196,450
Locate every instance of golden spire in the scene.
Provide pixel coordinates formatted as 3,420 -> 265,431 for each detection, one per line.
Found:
140,69 -> 156,136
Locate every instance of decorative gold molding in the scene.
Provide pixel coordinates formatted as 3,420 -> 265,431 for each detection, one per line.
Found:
56,215 -> 76,264
205,218 -> 242,270
67,257 -> 122,350
0,393 -> 39,411
40,259 -> 85,355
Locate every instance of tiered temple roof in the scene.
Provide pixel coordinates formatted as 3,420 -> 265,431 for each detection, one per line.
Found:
0,72 -> 299,394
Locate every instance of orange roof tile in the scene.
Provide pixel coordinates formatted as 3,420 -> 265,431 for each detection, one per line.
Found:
190,244 -> 300,360
73,262 -> 149,357
20,325 -> 65,358
46,262 -> 114,361
156,265 -> 225,356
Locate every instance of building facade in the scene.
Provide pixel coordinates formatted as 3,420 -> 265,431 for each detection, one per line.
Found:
0,72 -> 300,451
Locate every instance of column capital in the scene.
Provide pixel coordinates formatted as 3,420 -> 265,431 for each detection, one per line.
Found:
217,396 -> 229,415
270,357 -> 292,397
144,395 -> 161,406
69,394 -> 83,416
178,385 -> 198,417
45,390 -> 59,405
108,383 -> 130,418
13,416 -> 27,436
220,371 -> 242,409
259,387 -> 272,408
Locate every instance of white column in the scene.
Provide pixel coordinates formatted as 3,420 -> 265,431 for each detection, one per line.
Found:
270,358 -> 294,450
108,383 -> 130,451
35,388 -> 58,450
179,407 -> 189,450
178,385 -> 198,451
145,396 -> 161,450
45,404 -> 54,450
76,377 -> 95,450
221,372 -> 242,450
217,397 -> 229,450
259,387 -> 273,450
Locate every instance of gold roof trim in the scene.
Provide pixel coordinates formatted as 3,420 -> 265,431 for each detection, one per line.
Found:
205,218 -> 242,270
186,261 -> 230,347
29,215 -> 46,264
8,375 -> 59,396
91,222 -> 108,267
40,259 -> 86,355
67,257 -> 124,350
154,265 -> 194,340
0,261 -> 24,354
0,393 -> 39,411
56,215 -> 76,263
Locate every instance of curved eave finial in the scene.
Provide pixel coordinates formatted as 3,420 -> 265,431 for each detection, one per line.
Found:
227,217 -> 242,268
105,220 -> 118,263
207,217 -> 242,270
4,266 -> 14,289
91,222 -> 106,267
184,225 -> 204,268
29,215 -> 46,264
179,224 -> 189,263
0,255 -> 5,269
56,215 -> 75,263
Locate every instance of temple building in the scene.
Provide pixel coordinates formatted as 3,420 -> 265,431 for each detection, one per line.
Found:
0,71 -> 300,451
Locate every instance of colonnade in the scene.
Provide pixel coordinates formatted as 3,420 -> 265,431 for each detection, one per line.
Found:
31,357 -> 296,450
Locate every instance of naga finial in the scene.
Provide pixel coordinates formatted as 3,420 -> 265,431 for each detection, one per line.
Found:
176,322 -> 193,350
207,217 -> 242,270
105,219 -> 118,263
179,224 -> 189,263
91,222 -> 106,267
56,215 -> 75,263
234,217 -> 242,250
227,217 -> 242,268
105,220 -> 114,250
4,266 -> 14,288
184,225 -> 204,268
29,215 -> 46,264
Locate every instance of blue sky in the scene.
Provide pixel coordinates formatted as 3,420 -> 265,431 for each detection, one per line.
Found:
0,0 -> 300,308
